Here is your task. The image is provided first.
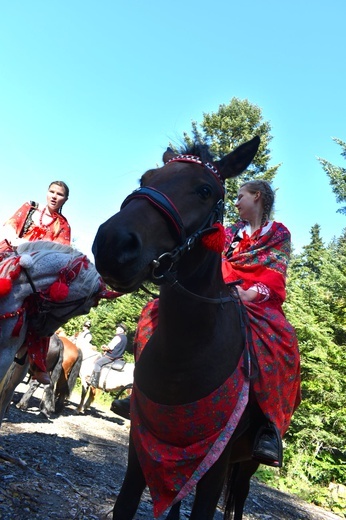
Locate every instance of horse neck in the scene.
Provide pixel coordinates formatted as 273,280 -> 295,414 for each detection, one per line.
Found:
137,251 -> 245,403
157,251 -> 239,357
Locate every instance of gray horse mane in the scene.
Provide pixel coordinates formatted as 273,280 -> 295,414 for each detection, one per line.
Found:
16,241 -> 101,297
17,241 -> 76,256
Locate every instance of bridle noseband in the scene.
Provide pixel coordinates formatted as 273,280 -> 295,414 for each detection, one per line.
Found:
121,187 -> 187,245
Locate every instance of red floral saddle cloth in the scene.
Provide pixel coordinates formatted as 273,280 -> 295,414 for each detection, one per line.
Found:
131,354 -> 250,518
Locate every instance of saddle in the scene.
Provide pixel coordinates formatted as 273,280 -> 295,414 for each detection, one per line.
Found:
110,358 -> 126,371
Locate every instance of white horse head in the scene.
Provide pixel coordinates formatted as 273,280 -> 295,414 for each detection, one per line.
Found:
0,241 -> 109,385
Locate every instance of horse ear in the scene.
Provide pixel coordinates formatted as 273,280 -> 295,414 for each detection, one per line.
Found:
163,147 -> 176,164
214,136 -> 260,180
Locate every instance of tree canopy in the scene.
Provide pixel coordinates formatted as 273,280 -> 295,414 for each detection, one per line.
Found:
317,137 -> 346,215
176,97 -> 281,223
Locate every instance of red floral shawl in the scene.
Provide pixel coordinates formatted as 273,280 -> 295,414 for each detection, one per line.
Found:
222,221 -> 301,435
222,221 -> 290,307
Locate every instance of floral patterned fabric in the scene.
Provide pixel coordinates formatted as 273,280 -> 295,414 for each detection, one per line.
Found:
222,221 -> 301,434
133,298 -> 159,361
131,355 -> 249,518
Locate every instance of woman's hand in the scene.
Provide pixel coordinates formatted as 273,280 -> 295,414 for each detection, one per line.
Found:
237,287 -> 258,302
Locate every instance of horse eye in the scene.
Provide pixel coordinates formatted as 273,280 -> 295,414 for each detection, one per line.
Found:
198,185 -> 212,200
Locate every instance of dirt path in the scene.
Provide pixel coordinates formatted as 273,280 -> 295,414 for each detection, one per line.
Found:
0,384 -> 342,520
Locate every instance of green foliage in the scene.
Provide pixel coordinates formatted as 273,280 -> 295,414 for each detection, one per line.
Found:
317,137 -> 346,215
178,97 -> 281,223
279,226 -> 346,514
62,288 -> 153,354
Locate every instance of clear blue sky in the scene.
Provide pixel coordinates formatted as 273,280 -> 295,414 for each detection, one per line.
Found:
0,0 -> 345,258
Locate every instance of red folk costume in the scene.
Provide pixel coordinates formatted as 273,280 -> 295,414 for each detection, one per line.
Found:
5,202 -> 71,245
4,202 -> 71,372
221,220 -> 301,435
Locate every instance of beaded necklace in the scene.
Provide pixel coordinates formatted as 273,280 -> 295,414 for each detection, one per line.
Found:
39,207 -> 58,230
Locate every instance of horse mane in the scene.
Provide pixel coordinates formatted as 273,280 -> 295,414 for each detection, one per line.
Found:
16,241 -> 76,256
16,241 -> 101,299
178,141 -> 215,164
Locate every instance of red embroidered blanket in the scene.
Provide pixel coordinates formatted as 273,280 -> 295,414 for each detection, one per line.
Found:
131,355 -> 249,518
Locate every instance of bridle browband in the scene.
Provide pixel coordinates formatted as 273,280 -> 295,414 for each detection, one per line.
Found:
166,155 -> 225,195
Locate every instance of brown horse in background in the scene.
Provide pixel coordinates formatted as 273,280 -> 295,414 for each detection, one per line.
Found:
16,332 -> 82,416
53,332 -> 82,413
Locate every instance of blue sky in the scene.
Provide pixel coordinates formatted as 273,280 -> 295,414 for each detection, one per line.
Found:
0,0 -> 345,258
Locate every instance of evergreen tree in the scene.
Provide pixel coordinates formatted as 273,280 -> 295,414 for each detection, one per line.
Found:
285,233 -> 346,500
317,137 -> 346,215
178,97 -> 280,223
300,224 -> 325,276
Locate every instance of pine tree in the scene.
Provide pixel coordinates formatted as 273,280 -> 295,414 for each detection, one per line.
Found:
179,97 -> 280,223
317,137 -> 346,215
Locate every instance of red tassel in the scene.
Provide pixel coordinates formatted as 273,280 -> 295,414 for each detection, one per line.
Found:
201,223 -> 226,253
100,289 -> 123,299
49,281 -> 69,301
12,311 -> 24,337
0,278 -> 12,298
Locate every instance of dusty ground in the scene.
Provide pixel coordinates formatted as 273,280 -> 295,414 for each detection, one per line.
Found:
0,383 -> 342,520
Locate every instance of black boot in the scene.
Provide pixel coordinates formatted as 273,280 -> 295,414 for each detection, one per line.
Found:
253,422 -> 283,468
90,371 -> 100,388
111,396 -> 131,420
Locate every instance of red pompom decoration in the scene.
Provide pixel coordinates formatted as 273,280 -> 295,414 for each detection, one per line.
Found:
0,278 -> 12,298
49,281 -> 69,301
201,222 -> 226,253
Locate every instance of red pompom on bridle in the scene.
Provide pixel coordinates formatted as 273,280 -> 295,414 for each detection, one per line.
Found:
0,278 -> 13,298
48,256 -> 89,302
201,222 -> 226,253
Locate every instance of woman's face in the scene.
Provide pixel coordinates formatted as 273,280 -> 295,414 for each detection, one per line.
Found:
46,183 -> 68,213
235,186 -> 259,220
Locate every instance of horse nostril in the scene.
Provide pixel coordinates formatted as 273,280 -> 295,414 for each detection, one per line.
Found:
93,227 -> 142,276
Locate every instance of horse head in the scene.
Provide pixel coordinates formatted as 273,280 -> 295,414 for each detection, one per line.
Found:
93,136 -> 260,293
0,241 -> 108,339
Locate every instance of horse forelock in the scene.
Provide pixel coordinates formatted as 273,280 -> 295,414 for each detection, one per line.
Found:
178,142 -> 215,164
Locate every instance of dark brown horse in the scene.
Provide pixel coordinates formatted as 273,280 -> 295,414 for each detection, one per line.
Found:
16,333 -> 82,416
92,137 -> 264,520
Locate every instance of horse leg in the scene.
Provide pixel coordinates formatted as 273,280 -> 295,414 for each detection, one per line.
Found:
16,378 -> 40,410
83,386 -> 97,411
76,381 -> 88,414
113,435 -> 146,519
165,502 -> 181,520
224,460 -> 260,520
0,356 -> 29,426
189,443 -> 233,520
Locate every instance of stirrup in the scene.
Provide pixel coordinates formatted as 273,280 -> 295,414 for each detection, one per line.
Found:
252,423 -> 283,468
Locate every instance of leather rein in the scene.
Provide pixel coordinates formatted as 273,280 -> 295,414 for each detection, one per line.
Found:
21,266 -> 93,325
